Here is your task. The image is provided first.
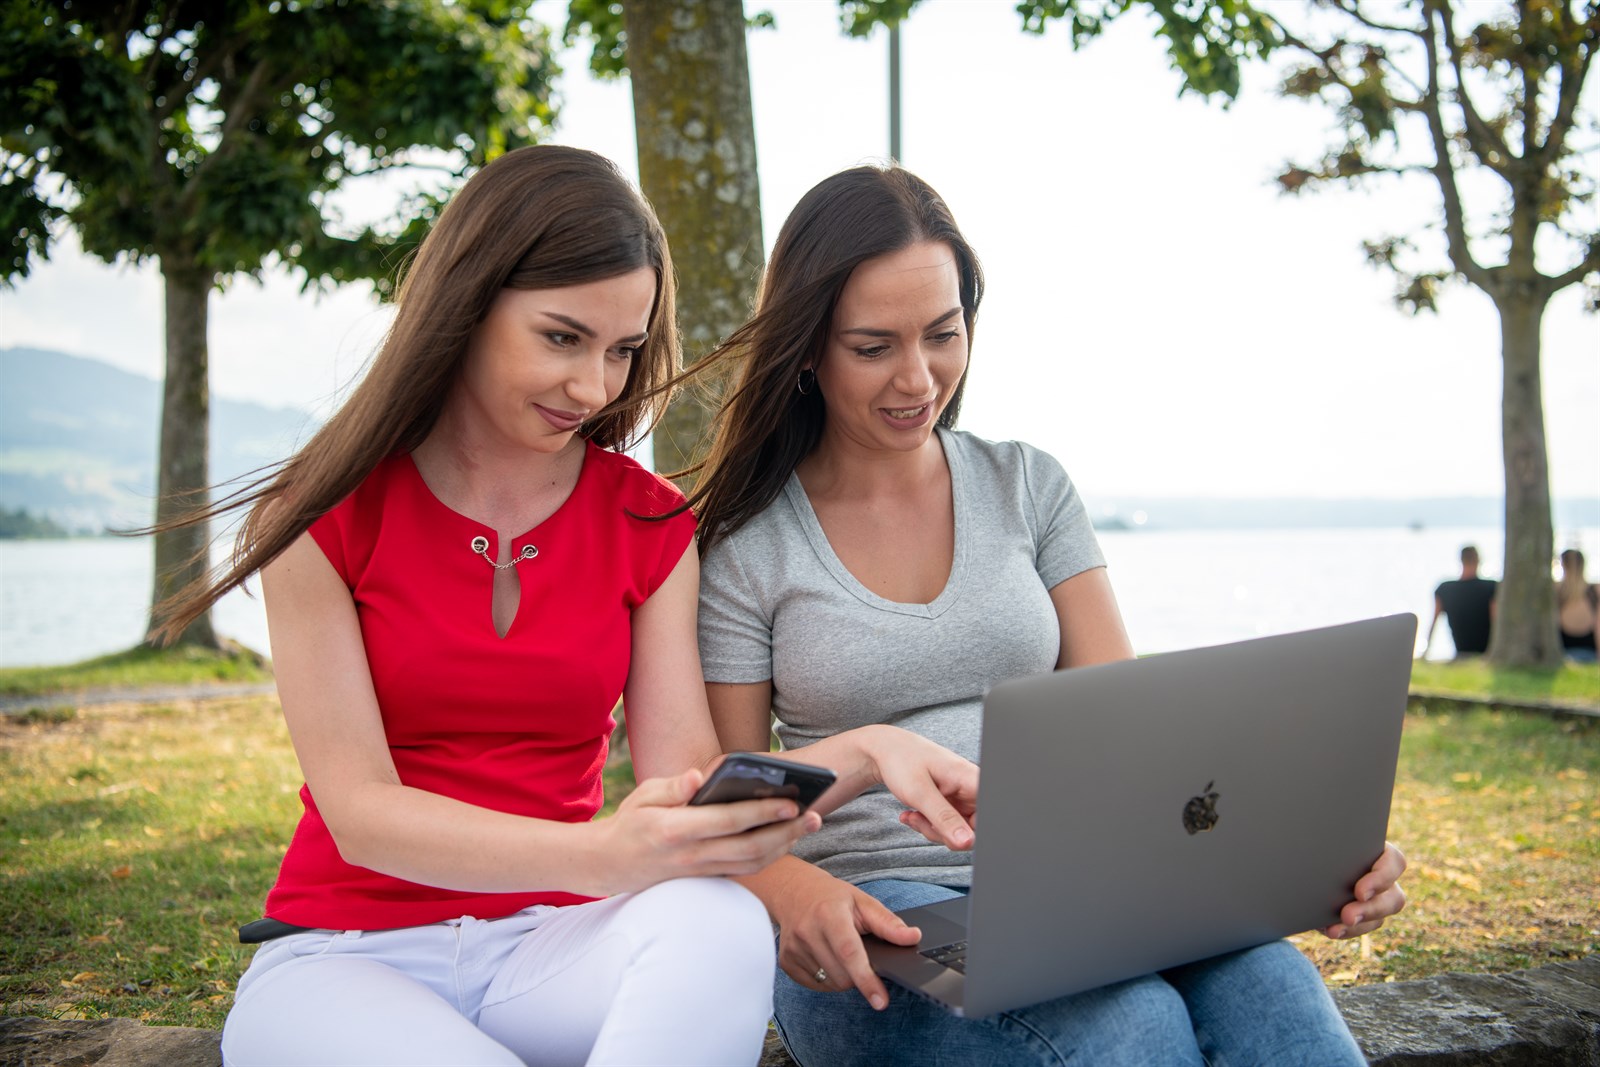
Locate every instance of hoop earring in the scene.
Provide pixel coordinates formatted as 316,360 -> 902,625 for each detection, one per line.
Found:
797,367 -> 816,395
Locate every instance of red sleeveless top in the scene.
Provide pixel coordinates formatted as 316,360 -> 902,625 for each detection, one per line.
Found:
263,444 -> 695,929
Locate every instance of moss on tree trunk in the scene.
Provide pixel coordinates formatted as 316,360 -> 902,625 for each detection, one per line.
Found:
1489,291 -> 1561,668
623,0 -> 763,485
146,262 -> 218,649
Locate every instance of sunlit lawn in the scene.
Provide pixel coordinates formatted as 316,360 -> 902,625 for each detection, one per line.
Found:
1,691 -> 1595,1029
1409,658 -> 1600,710
0,645 -> 272,700
1294,699 -> 1599,986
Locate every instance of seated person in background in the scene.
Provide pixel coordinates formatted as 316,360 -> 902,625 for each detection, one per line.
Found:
1557,549 -> 1599,662
1425,545 -> 1497,657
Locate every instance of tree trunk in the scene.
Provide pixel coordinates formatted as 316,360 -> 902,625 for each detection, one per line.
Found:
145,261 -> 220,649
623,0 -> 763,485
1487,291 -> 1561,668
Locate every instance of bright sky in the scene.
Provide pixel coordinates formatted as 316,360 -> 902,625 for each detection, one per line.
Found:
3,0 -> 1596,503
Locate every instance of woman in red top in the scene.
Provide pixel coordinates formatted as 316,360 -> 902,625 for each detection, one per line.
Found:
153,146 -> 978,1066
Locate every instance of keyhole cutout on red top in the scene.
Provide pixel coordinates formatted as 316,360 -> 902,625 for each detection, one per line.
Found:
491,562 -> 520,638
469,535 -> 537,638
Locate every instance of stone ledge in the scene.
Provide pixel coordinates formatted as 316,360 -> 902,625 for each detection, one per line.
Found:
1331,956 -> 1600,1067
761,956 -> 1600,1067
0,1016 -> 219,1067
5,956 -> 1595,1066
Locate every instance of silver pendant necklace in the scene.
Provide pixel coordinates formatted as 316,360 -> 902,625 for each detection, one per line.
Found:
470,535 -> 538,570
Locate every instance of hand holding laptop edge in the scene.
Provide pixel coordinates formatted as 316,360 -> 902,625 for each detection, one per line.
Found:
1325,840 -> 1408,939
861,614 -> 1416,1018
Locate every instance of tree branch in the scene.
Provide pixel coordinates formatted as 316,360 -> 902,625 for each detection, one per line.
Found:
340,160 -> 463,179
1275,17 -> 1425,111
1374,46 -> 1429,100
1330,0 -> 1424,39
138,0 -> 183,81
1548,239 -> 1600,292
177,55 -> 275,212
1437,0 -> 1515,173
1420,0 -> 1493,288
1518,30 -> 1541,161
1538,27 -> 1594,164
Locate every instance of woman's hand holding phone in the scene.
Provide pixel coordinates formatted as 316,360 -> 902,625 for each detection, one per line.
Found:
589,767 -> 820,895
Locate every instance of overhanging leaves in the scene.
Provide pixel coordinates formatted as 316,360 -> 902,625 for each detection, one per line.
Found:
2,0 -> 558,290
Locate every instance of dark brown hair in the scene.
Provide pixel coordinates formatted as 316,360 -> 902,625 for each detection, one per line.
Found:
685,164 -> 983,552
150,145 -> 680,643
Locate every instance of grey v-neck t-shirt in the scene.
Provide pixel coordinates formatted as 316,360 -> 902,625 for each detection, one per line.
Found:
698,428 -> 1106,886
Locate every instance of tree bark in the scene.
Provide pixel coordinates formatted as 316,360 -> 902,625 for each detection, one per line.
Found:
623,0 -> 763,485
1487,289 -> 1561,668
145,261 -> 219,649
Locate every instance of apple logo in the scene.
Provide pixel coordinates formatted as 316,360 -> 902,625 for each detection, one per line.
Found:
1182,781 -> 1220,835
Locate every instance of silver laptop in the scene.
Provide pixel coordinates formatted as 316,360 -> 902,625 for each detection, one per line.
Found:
866,613 -> 1415,1018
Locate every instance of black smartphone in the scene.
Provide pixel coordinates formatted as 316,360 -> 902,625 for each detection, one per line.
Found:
689,752 -> 837,812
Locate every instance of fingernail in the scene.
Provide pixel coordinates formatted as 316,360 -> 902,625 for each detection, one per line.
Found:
1350,912 -> 1364,926
1361,887 -> 1374,901
870,994 -> 886,1010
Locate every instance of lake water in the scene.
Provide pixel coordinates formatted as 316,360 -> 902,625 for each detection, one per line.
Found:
2,526 -> 1596,668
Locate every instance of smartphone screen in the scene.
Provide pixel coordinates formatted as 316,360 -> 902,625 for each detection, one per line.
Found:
689,753 -> 837,812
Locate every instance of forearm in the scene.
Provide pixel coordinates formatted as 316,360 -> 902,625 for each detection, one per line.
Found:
321,781 -> 616,897
773,725 -> 896,816
733,853 -> 831,917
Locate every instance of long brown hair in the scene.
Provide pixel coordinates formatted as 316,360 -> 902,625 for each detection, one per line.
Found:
684,164 -> 983,553
149,145 -> 681,643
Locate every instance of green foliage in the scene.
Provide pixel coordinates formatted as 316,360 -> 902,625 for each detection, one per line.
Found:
563,0 -> 775,78
839,0 -> 917,34
0,505 -> 69,539
838,0 -> 1280,99
1,0 -> 559,292
1270,1 -> 1600,312
564,0 -> 627,77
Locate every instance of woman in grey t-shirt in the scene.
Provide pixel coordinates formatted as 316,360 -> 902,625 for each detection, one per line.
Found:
683,164 -> 1408,1066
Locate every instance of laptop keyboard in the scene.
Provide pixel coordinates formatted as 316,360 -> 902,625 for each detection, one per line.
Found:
920,939 -> 968,974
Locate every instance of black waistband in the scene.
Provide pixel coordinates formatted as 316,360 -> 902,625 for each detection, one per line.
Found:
238,917 -> 316,944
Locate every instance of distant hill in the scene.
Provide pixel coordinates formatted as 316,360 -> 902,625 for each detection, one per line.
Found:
1088,495 -> 1600,531
1,346 -> 319,531
3,346 -> 1596,536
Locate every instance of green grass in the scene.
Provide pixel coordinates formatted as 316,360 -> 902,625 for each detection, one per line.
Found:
1,698 -> 297,1027
0,696 -> 632,1028
1295,698 -> 1600,986
0,645 -> 273,699
1409,659 -> 1600,710
2,693 -> 1594,1028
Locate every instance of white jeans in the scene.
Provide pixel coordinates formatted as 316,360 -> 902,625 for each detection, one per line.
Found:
221,878 -> 775,1067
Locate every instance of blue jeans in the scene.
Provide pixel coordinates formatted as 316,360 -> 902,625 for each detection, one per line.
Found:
771,880 -> 1365,1067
